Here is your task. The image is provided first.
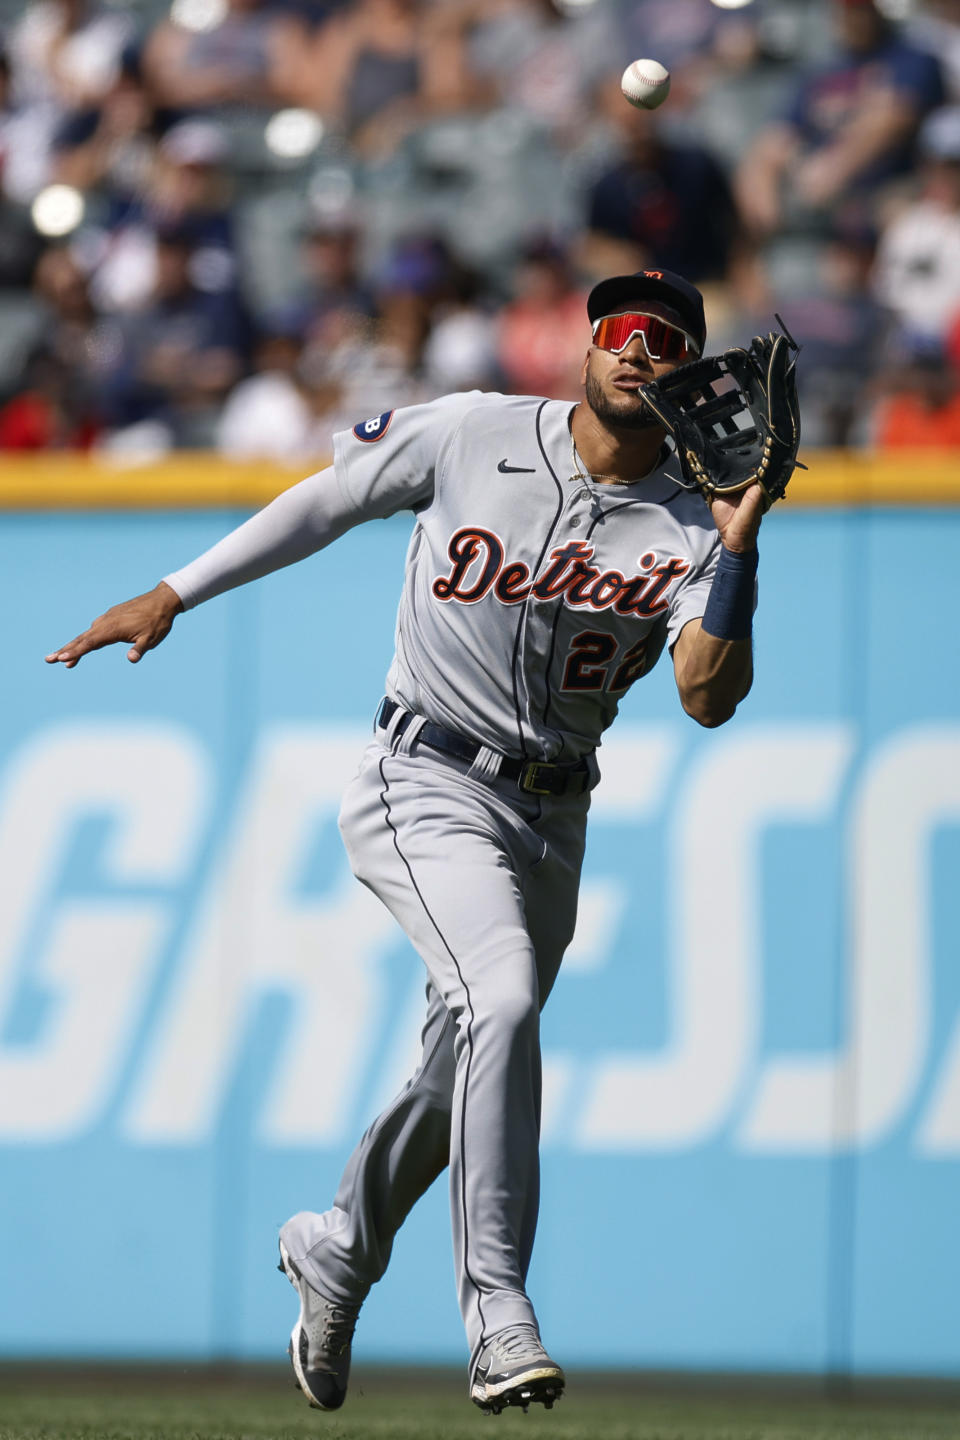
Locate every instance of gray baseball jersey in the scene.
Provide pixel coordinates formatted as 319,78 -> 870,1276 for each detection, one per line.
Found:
335,391 -> 720,759
164,388 -> 728,1390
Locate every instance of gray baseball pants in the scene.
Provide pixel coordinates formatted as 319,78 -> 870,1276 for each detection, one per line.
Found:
280,708 -> 592,1374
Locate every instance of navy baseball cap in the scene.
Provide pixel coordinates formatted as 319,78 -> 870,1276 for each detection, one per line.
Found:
587,269 -> 707,352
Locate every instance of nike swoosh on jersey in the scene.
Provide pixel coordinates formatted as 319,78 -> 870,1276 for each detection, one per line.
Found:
497,459 -> 536,473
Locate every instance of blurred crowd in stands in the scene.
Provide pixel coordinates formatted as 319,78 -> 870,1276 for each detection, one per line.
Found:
1,0 -> 960,458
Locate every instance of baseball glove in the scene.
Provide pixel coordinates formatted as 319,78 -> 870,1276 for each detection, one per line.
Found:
638,317 -> 803,508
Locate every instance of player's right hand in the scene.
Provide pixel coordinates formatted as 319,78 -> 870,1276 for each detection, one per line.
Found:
45,581 -> 184,669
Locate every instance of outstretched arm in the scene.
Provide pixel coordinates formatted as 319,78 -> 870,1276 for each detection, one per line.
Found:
672,484 -> 764,727
46,464 -> 352,668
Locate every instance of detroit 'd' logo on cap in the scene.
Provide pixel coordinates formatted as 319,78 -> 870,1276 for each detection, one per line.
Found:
353,411 -> 394,443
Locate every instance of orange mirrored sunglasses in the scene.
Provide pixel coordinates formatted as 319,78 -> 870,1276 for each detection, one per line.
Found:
591,311 -> 700,362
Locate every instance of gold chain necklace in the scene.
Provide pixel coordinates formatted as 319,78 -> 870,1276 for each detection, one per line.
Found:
569,432 -> 639,488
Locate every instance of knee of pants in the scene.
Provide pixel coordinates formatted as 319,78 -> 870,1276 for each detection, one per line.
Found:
456,971 -> 540,1050
416,1051 -> 457,1114
416,1082 -> 454,1126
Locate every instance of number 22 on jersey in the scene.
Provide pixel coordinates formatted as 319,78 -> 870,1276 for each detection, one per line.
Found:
562,631 -> 649,692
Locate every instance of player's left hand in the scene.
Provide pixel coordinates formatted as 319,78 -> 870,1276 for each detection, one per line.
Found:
706,481 -> 766,553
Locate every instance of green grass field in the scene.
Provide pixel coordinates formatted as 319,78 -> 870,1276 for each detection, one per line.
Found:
1,1368 -> 958,1440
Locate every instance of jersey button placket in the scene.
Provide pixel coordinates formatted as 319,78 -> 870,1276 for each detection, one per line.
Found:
567,487 -> 591,529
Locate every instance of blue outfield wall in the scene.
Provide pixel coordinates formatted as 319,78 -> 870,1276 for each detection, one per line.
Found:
1,505 -> 959,1376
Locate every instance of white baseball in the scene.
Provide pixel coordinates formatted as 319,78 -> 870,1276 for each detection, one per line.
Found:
621,58 -> 671,111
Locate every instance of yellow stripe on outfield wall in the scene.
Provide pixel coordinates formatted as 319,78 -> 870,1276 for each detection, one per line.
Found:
0,451 -> 958,509
0,454 -> 315,508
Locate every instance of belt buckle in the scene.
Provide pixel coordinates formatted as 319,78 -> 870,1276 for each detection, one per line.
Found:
519,761 -> 555,796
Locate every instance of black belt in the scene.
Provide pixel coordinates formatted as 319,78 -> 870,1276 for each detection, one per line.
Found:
376,698 -> 591,798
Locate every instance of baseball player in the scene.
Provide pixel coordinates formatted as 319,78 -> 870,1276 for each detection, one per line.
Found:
46,269 -> 771,1417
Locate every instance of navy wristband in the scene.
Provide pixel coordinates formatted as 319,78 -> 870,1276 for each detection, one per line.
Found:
701,544 -> 758,641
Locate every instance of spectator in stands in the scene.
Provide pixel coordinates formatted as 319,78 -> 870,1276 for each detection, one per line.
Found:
679,11 -> 802,173
578,74 -> 738,286
27,243 -> 131,438
51,50 -> 161,211
141,0 -> 308,112
735,0 -> 944,240
423,261 -> 500,394
775,223 -> 885,447
0,343 -> 98,448
494,236 -> 585,400
871,330 -> 960,446
88,118 -> 238,316
0,32 -> 61,203
872,105 -> 960,343
32,241 -> 97,368
0,48 -> 45,280
461,0 -> 619,146
147,120 -> 236,254
612,0 -> 722,71
908,0 -> 960,103
95,223 -> 248,447
294,203 -> 376,357
290,0 -> 477,159
7,0 -> 134,112
322,233 -> 447,413
3,0 -> 132,204
373,288 -> 431,385
217,318 -> 348,462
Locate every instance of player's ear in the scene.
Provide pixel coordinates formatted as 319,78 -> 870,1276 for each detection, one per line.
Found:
580,350 -> 591,384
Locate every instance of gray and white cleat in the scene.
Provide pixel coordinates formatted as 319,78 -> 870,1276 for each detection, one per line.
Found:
470,1324 -> 565,1415
277,1239 -> 360,1411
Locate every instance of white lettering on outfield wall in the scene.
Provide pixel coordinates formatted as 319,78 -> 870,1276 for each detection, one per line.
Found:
122,728 -> 396,1145
539,726 -> 680,1141
739,726 -> 960,1152
574,728 -> 853,1150
0,722 -> 957,1154
0,725 -> 207,1139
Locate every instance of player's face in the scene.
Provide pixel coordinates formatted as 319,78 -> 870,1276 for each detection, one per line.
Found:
582,302 -> 696,430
